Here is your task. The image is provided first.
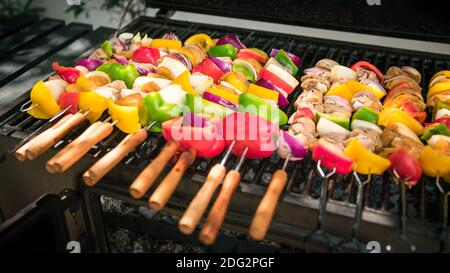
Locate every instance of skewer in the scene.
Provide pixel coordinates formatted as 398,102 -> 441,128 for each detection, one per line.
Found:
83,120 -> 157,186
114,0 -> 135,38
128,140 -> 181,199
45,117 -> 115,173
435,175 -> 450,252
24,110 -> 89,160
336,171 -> 371,252
303,159 -> 336,252
199,147 -> 249,245
249,153 -> 291,240
178,140 -> 236,235
7,105 -> 73,162
19,100 -> 38,112
387,169 -> 416,252
148,147 -> 197,211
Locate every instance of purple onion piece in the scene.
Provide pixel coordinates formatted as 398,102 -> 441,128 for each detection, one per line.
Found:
269,48 -> 302,67
359,78 -> 386,93
173,53 -> 193,71
278,130 -> 308,160
182,112 -> 209,128
75,58 -> 103,71
162,32 -> 180,41
203,91 -> 237,110
256,78 -> 289,108
216,35 -> 246,50
113,55 -> 128,65
208,57 -> 231,73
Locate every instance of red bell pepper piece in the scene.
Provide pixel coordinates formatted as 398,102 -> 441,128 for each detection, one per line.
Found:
291,108 -> 315,121
217,112 -> 279,159
401,102 -> 427,124
259,68 -> 295,95
57,92 -> 79,115
192,58 -> 224,83
162,116 -> 225,158
237,48 -> 268,64
51,62 -> 80,84
350,61 -> 384,82
388,148 -> 422,187
312,139 -> 353,175
131,46 -> 160,65
435,117 -> 450,128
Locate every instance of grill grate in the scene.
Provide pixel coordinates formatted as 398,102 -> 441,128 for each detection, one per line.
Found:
1,16 -> 450,249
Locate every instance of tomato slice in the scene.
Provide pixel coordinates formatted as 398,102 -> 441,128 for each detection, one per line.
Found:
192,58 -> 224,83
388,148 -> 422,187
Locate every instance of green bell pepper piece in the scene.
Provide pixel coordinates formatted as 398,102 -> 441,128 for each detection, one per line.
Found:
433,100 -> 450,121
208,44 -> 237,59
101,40 -> 113,58
351,106 -> 379,124
186,93 -> 233,119
232,63 -> 254,82
421,123 -> 450,141
238,92 -> 287,125
316,112 -> 350,129
139,92 -> 183,132
274,49 -> 298,76
97,63 -> 139,89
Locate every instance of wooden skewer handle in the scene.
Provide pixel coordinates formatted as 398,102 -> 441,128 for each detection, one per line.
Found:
15,114 -> 73,161
249,169 -> 288,241
26,112 -> 86,160
83,128 -> 148,186
128,140 -> 180,199
46,122 -> 113,173
199,170 -> 241,245
178,164 -> 226,235
148,148 -> 196,211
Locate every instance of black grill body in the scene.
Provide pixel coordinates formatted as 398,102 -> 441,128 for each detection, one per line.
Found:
1,14 -> 450,252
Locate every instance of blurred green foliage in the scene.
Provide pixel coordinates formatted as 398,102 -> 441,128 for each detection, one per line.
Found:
0,0 -> 45,20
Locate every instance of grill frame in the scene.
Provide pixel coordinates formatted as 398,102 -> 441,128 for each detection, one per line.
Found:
1,15 -> 450,252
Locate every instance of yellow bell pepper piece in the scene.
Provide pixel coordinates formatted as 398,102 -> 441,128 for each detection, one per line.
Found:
419,146 -> 450,179
173,71 -> 199,96
76,76 -> 97,92
108,101 -> 141,134
221,72 -> 248,93
206,87 -> 239,105
325,84 -> 352,102
427,82 -> 450,101
246,83 -> 279,103
151,39 -> 182,49
184,33 -> 215,51
28,81 -> 61,119
346,80 -> 386,100
379,107 -> 424,135
78,92 -> 108,123
344,139 -> 391,175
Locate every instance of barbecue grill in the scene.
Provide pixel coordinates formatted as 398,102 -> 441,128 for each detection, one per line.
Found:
1,0 -> 450,253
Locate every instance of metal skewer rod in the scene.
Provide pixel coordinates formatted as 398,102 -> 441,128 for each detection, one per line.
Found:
336,170 -> 371,252
387,169 -> 416,252
303,159 -> 336,252
114,0 -> 135,38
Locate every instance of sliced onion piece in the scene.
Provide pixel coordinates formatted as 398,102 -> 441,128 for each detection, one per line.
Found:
277,130 -> 308,161
216,35 -> 246,50
256,78 -> 289,108
44,79 -> 68,101
233,59 -> 257,82
359,78 -> 386,94
76,58 -> 103,71
269,48 -> 302,67
132,76 -> 172,92
350,119 -> 382,134
114,55 -> 128,65
317,118 -> 351,139
189,72 -> 213,95
203,91 -> 237,110
208,57 -> 231,73
158,84 -> 187,105
120,88 -> 147,99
